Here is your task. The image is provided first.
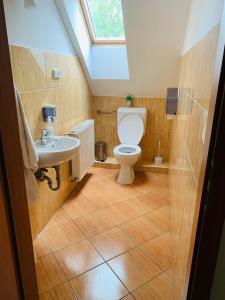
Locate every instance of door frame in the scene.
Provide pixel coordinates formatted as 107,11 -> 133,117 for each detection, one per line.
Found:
0,1 -> 39,299
0,147 -> 21,299
1,1 -> 225,299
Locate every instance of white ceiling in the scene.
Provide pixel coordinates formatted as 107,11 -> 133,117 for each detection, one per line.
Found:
90,0 -> 191,97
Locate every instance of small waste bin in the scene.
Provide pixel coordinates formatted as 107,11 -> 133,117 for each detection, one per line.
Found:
95,141 -> 107,162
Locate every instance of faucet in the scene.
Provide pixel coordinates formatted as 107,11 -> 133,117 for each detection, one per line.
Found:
41,129 -> 49,145
41,128 -> 57,145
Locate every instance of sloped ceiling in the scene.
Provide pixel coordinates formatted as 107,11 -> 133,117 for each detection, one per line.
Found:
90,0 -> 191,97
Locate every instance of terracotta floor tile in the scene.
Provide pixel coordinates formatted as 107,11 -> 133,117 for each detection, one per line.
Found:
119,217 -> 162,245
128,192 -> 168,215
132,173 -> 169,196
33,237 -> 51,258
89,228 -> 135,260
102,202 -> 139,226
44,208 -> 71,231
131,178 -> 156,194
54,240 -> 104,279
35,169 -> 171,297
96,177 -> 120,190
107,186 -> 139,201
144,206 -> 171,232
36,254 -> 66,294
132,272 -> 174,300
74,212 -> 113,237
147,173 -> 169,188
41,221 -> 85,251
145,191 -> 169,210
108,247 -> 161,291
114,184 -> 142,198
153,186 -> 169,202
80,180 -> 108,198
88,167 -> 117,179
140,232 -> 174,271
70,264 -> 128,300
62,195 -> 99,219
88,192 -> 120,210
39,282 -> 78,299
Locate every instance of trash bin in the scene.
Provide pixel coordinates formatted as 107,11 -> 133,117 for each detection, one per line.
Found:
95,141 -> 107,162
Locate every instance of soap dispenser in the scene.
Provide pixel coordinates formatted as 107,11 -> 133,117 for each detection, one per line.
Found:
42,105 -> 56,122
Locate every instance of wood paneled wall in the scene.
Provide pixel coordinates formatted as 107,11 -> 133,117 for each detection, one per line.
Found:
168,24 -> 220,299
10,45 -> 92,237
92,96 -> 172,164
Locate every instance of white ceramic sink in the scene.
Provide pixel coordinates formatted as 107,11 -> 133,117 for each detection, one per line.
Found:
35,136 -> 80,168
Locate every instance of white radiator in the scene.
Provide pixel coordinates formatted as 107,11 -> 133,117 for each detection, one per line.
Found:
70,119 -> 95,181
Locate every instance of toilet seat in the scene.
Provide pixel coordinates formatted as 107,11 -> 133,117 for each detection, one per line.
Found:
118,114 -> 144,145
113,144 -> 141,156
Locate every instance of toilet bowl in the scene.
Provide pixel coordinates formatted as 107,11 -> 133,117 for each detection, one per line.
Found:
113,107 -> 147,184
113,144 -> 141,184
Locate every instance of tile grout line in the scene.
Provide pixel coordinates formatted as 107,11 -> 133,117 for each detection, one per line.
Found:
130,268 -> 175,297
39,190 -> 169,236
37,224 -> 172,267
177,123 -> 198,186
105,261 -> 131,298
86,228 -> 174,294
180,87 -> 208,114
37,205 -> 171,260
51,248 -> 106,294
74,206 -> 169,240
35,170 -> 173,297
36,186 -> 171,259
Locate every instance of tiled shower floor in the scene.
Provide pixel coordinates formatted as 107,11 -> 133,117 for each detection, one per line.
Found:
34,167 -> 174,300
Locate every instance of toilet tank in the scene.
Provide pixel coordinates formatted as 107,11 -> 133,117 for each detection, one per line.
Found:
117,107 -> 147,132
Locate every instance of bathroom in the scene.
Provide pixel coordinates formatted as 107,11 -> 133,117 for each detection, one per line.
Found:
1,0 -> 225,299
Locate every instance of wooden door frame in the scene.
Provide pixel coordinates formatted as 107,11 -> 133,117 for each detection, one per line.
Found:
0,146 -> 21,299
0,1 -> 39,299
1,0 -> 225,299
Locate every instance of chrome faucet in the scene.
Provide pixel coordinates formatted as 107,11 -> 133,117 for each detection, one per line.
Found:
41,129 -> 49,145
41,128 -> 57,145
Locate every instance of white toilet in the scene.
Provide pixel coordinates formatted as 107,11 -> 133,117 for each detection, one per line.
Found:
113,107 -> 147,184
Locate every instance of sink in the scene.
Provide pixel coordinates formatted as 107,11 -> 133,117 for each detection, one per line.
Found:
35,136 -> 80,168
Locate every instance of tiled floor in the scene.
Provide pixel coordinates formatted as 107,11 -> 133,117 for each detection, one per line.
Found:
34,167 -> 175,300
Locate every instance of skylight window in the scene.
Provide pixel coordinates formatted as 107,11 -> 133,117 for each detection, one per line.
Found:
80,0 -> 126,44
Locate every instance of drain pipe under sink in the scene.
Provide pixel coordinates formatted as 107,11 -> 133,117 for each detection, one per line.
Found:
35,166 -> 61,191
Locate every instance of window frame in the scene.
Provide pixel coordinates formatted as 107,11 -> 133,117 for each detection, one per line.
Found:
80,0 -> 126,45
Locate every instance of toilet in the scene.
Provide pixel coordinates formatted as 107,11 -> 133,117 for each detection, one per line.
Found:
113,107 -> 147,184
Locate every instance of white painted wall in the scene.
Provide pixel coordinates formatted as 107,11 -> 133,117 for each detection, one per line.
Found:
91,46 -> 129,80
4,0 -> 201,97
55,0 -> 92,77
55,0 -> 129,81
3,0 -> 74,54
92,0 -> 190,97
55,0 -> 190,96
183,0 -> 224,53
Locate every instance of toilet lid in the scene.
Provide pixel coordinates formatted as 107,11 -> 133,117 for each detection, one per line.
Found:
118,114 -> 144,145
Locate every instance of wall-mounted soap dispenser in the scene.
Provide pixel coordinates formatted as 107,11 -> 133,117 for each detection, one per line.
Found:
42,105 -> 56,122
